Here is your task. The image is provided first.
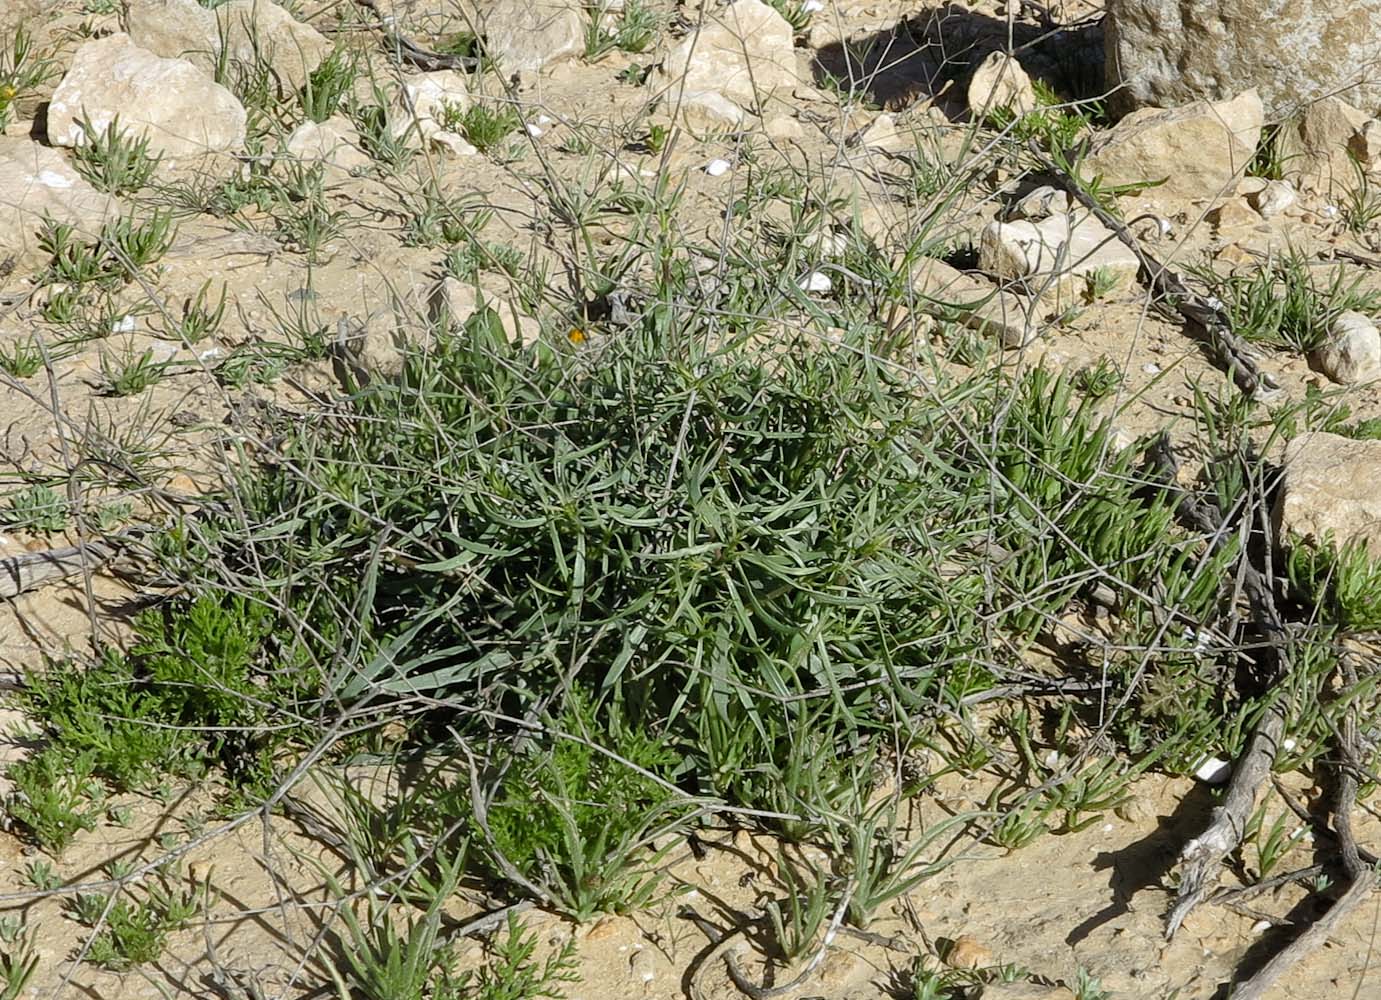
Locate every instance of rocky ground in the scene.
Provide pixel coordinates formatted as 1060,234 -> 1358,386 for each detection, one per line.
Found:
2,0 -> 1381,998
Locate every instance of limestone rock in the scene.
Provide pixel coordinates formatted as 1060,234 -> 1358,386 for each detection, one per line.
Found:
1249,179 -> 1296,218
125,0 -> 217,70
1010,185 -> 1070,221
967,50 -> 1036,117
1274,432 -> 1381,556
128,0 -> 331,94
386,71 -> 476,155
1312,310 -> 1381,385
1082,90 -> 1263,205
47,34 -> 246,159
909,258 -> 1034,348
482,0 -> 584,75
1105,0 -> 1381,120
1208,197 -> 1260,233
1277,97 -> 1374,196
979,213 -> 1139,294
283,116 -> 370,179
653,0 -> 797,128
0,138 -> 123,265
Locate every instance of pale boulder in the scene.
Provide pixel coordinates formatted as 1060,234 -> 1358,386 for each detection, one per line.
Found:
967,51 -> 1036,118
653,0 -> 798,128
1277,97 -> 1375,195
1248,179 -> 1296,219
1274,432 -> 1381,556
0,139 -> 123,265
1312,311 -> 1381,385
46,35 -> 246,158
979,213 -> 1139,295
386,71 -> 477,156
283,116 -> 371,179
1082,90 -> 1263,205
482,0 -> 584,75
1105,0 -> 1381,119
128,0 -> 331,94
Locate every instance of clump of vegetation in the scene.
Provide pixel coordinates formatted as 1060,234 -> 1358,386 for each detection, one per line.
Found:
70,114 -> 163,195
0,24 -> 58,130
1199,250 -> 1381,353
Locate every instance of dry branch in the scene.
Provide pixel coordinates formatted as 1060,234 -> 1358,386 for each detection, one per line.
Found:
1032,144 -> 1279,399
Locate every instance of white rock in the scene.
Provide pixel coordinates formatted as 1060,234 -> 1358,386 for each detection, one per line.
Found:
1193,756 -> 1231,784
1105,0 -> 1381,121
798,270 -> 832,293
653,0 -> 797,128
967,50 -> 1037,117
0,139 -> 123,265
1249,179 -> 1297,218
47,34 -> 247,159
1313,310 -> 1381,385
978,213 -> 1140,294
705,157 -> 732,176
1274,432 -> 1381,556
387,71 -> 473,155
283,116 -> 370,178
483,0 -> 585,75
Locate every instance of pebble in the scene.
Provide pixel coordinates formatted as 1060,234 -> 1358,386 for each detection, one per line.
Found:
1142,362 -> 1161,374
798,270 -> 832,293
111,315 -> 135,333
525,123 -> 544,137
1193,756 -> 1231,784
1249,179 -> 1297,219
705,157 -> 732,176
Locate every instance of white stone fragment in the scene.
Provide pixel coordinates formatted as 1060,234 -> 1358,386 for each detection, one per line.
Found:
1193,756 -> 1231,784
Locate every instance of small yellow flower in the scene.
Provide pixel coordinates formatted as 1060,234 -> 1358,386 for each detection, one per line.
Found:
568,328 -> 587,344
0,84 -> 16,103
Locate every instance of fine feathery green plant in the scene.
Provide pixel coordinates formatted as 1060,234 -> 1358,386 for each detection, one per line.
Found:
5,749 -> 102,854
71,881 -> 200,971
